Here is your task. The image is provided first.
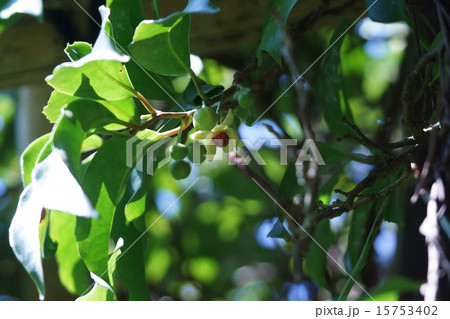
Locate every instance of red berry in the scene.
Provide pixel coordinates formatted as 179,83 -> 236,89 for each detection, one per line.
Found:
212,131 -> 229,147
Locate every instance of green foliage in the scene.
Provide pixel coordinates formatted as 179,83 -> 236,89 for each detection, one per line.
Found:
317,22 -> 354,136
257,0 -> 298,65
129,14 -> 191,76
4,0 -> 432,302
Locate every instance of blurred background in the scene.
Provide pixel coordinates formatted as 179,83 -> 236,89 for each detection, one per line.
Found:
0,0 -> 436,300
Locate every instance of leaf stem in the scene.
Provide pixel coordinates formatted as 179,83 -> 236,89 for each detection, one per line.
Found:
152,0 -> 160,19
136,91 -> 158,115
187,67 -> 210,104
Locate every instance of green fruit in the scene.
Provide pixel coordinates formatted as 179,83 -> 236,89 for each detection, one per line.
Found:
170,143 -> 189,161
170,160 -> 191,180
188,142 -> 207,164
238,91 -> 256,109
193,107 -> 218,131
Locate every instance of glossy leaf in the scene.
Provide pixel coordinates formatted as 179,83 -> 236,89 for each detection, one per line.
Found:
304,219 -> 332,287
365,0 -> 406,23
257,0 -> 297,66
126,59 -> 180,101
183,0 -> 220,14
125,169 -> 148,222
76,130 -> 164,277
77,273 -> 115,301
10,150 -> 100,298
52,100 -> 117,176
0,0 -> 42,19
20,133 -> 51,186
65,42 -> 92,62
46,6 -> 136,101
317,23 -> 353,136
129,13 -> 191,76
44,91 -> 137,124
9,184 -> 45,299
32,152 -> 98,218
50,211 -> 90,296
113,186 -> 151,300
106,0 -> 144,51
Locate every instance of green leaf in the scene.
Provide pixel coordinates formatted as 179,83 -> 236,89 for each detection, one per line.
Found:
256,0 -> 297,66
304,219 -> 332,287
76,130 -> 164,277
183,0 -> 220,14
277,162 -> 301,199
360,276 -> 423,301
52,100 -> 119,176
20,133 -> 51,186
184,80 -> 224,105
317,22 -> 354,136
106,0 -> 144,51
347,202 -> 372,271
44,91 -> 137,124
32,152 -> 99,218
46,6 -> 136,101
9,184 -> 45,299
365,0 -> 406,23
0,0 -> 42,20
267,218 -> 290,239
129,13 -> 191,76
77,273 -> 115,301
125,169 -> 149,222
10,151 -> 99,299
113,185 -> 151,300
65,42 -> 92,62
383,189 -> 402,224
318,168 -> 342,205
50,211 -> 90,296
126,59 -> 180,101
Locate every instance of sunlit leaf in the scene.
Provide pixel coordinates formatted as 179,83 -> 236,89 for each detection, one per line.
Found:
76,130 -> 164,277
9,184 -> 45,299
113,188 -> 151,300
76,273 -> 115,301
106,0 -> 144,51
20,133 -> 51,186
46,6 -> 136,101
129,13 -> 191,76
257,0 -> 297,66
65,42 -> 92,62
50,211 -> 90,296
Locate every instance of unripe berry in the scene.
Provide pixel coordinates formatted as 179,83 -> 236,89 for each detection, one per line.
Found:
170,143 -> 189,161
193,107 -> 219,131
170,160 -> 191,180
188,142 -> 207,164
